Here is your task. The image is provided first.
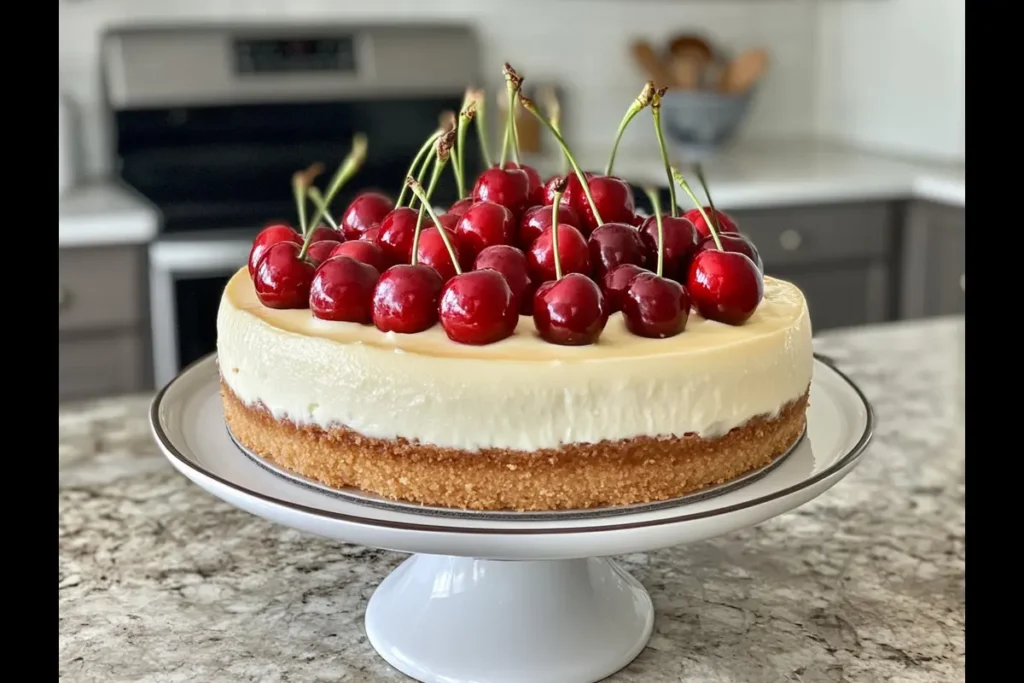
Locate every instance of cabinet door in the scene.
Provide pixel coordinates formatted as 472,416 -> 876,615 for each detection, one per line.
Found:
59,333 -> 145,401
772,263 -> 889,332
900,202 -> 965,318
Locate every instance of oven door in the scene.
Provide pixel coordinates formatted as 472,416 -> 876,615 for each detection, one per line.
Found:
149,236 -> 253,387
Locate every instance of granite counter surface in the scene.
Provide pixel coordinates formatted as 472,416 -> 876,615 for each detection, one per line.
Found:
59,317 -> 966,683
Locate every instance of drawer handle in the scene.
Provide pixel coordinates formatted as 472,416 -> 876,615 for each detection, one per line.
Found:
59,286 -> 72,311
779,229 -> 802,251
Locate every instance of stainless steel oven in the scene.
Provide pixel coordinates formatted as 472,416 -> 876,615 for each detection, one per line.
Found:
103,24 -> 481,386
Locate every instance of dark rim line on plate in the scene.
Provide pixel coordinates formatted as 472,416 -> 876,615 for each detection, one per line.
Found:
226,426 -> 806,522
149,353 -> 875,536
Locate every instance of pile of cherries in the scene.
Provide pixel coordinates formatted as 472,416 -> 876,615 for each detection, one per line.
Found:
248,64 -> 765,347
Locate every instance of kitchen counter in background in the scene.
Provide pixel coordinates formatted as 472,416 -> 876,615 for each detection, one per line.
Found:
58,141 -> 963,249
59,316 -> 965,682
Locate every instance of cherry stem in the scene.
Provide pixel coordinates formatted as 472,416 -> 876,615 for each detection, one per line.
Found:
651,88 -> 677,218
694,164 -> 721,234
306,187 -> 339,231
671,166 -> 723,251
644,188 -> 666,277
551,178 -> 568,280
543,89 -> 569,175
518,92 -> 605,225
291,162 -> 324,237
407,176 -> 462,275
503,64 -> 523,166
396,130 -> 442,207
454,98 -> 476,198
410,130 -> 456,265
300,135 -> 368,260
470,89 -> 493,169
605,82 -> 654,177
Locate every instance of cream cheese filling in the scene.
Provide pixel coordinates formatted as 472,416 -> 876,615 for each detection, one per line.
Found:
217,268 -> 813,451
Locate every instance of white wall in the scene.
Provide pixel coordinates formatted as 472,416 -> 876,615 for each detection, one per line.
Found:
58,0 -> 821,179
815,0 -> 965,162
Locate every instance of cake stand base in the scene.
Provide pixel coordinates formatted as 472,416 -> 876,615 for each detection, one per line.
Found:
364,554 -> 654,683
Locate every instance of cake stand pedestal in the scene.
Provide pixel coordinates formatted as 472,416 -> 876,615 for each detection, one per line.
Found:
151,355 -> 873,683
365,555 -> 652,683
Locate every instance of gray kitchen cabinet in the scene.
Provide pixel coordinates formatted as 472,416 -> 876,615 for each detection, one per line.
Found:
58,246 -> 149,401
899,200 -> 965,319
728,202 -> 896,331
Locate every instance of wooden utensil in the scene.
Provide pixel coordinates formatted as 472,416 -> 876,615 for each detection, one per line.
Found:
718,48 -> 770,94
668,34 -> 714,63
630,40 -> 673,88
669,52 -> 703,90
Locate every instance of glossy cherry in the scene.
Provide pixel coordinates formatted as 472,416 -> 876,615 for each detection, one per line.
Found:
601,263 -> 647,314
518,203 -> 580,250
474,245 -> 532,314
360,226 -> 381,243
371,264 -> 445,334
308,224 -> 342,244
527,224 -> 591,284
504,161 -> 544,206
455,200 -> 516,262
248,224 -> 301,279
305,239 -> 343,266
587,222 -> 647,279
684,206 -> 739,239
447,197 -> 475,218
638,215 -> 699,281
687,250 -> 764,325
622,272 -> 691,338
253,241 -> 315,309
416,226 -> 463,283
340,192 -> 394,240
532,274 -> 608,346
694,232 -> 764,273
545,172 -> 594,208
472,166 -> 531,219
577,176 -> 637,234
375,207 -> 421,264
328,240 -> 391,273
439,270 -> 519,345
309,256 -> 381,323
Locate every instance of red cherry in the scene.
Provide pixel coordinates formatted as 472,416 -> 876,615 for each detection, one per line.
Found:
305,239 -> 343,266
371,264 -> 444,334
340,192 -> 394,241
248,224 -> 301,279
587,223 -> 647,278
577,176 -> 636,234
329,240 -> 391,273
375,207 -> 421,264
545,172 -> 595,207
504,162 -> 545,206
439,270 -> 519,345
601,263 -> 648,314
253,242 -> 315,309
308,225 -> 342,244
361,226 -> 381,243
638,215 -> 699,281
416,226 -> 463,283
448,197 -> 476,218
687,250 -> 764,325
629,214 -> 644,228
472,167 -> 531,218
527,224 -> 592,284
622,273 -> 691,338
455,201 -> 516,262
474,245 -> 532,313
532,274 -> 608,346
518,204 -> 580,250
683,207 -> 739,239
309,256 -> 381,323
694,233 -> 764,273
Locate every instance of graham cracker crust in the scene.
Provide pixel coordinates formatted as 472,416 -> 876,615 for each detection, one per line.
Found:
221,381 -> 809,512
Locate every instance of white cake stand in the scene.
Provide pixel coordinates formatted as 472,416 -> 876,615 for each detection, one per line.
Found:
150,355 -> 873,683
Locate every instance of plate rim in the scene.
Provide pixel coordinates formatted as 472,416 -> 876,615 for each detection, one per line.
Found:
150,353 -> 875,536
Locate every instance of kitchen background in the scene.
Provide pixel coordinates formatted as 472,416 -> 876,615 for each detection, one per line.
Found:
58,0 -> 966,401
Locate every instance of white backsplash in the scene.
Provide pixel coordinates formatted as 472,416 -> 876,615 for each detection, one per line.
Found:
58,0 -> 821,178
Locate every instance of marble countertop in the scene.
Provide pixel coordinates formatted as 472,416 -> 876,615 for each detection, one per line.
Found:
58,141 -> 963,249
59,317 -> 965,682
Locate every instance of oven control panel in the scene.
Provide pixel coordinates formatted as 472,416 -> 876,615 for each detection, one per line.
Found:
234,36 -> 357,74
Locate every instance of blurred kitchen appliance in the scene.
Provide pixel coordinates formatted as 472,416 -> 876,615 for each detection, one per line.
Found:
102,24 -> 481,386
